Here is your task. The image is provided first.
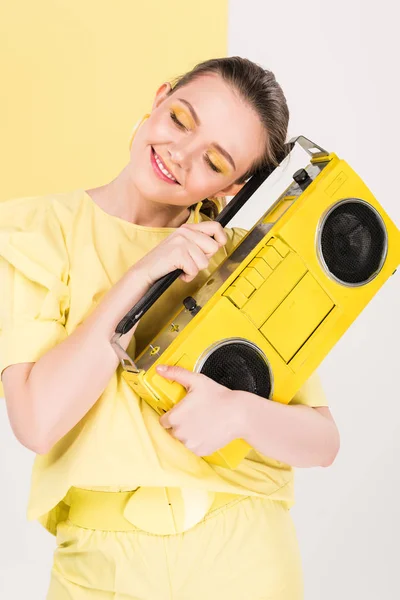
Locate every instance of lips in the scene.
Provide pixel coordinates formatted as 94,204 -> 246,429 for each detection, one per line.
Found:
150,147 -> 180,185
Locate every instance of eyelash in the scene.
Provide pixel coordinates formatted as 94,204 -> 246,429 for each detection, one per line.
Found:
169,111 -> 222,174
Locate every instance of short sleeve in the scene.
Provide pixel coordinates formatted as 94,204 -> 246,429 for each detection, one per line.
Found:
289,371 -> 329,407
0,198 -> 70,383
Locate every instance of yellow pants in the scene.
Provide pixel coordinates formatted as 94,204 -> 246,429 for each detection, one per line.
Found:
47,494 -> 303,599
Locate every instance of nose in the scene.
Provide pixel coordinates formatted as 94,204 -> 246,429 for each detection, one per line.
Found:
168,136 -> 196,170
168,147 -> 185,166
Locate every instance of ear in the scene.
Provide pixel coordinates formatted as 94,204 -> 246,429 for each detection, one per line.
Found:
217,181 -> 246,197
152,82 -> 172,111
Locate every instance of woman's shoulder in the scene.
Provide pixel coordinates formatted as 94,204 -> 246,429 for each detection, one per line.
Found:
0,188 -> 85,233
0,190 -> 86,278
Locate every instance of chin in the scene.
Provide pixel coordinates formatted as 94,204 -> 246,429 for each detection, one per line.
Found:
130,165 -> 193,212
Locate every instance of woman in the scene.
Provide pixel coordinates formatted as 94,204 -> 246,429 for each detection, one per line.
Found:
0,57 -> 340,599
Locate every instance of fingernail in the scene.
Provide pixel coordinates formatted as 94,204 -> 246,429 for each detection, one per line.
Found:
157,365 -> 167,372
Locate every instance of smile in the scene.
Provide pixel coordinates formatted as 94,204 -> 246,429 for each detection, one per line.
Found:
150,147 -> 180,185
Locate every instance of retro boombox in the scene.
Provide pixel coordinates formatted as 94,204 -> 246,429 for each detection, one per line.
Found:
111,136 -> 400,469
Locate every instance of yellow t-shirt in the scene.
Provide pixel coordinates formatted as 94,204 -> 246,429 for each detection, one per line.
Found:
0,189 -> 328,536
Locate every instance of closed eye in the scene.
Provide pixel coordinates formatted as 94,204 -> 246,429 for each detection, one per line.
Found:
170,110 -> 187,131
204,155 -> 221,173
170,111 -> 222,174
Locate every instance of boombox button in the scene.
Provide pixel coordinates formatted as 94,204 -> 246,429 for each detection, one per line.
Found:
257,246 -> 282,269
223,286 -> 248,308
242,267 -> 264,289
232,275 -> 255,297
268,237 -> 290,257
248,257 -> 272,280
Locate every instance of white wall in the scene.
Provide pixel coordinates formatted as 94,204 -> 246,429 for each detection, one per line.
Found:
228,1 -> 400,598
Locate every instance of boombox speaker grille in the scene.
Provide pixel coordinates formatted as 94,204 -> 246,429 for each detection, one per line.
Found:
198,340 -> 272,399
319,199 -> 387,285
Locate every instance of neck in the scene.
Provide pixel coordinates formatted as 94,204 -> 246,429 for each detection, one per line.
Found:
91,164 -> 191,228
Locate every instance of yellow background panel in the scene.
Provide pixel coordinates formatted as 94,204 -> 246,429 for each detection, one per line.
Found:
0,0 -> 228,201
0,0 -> 228,397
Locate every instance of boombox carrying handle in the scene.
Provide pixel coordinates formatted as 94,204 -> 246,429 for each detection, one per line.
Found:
113,136 -> 329,336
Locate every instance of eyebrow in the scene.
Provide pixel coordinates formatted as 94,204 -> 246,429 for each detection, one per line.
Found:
177,98 -> 237,170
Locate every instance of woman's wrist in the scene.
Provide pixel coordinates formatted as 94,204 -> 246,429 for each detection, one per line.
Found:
129,261 -> 154,288
230,389 -> 260,440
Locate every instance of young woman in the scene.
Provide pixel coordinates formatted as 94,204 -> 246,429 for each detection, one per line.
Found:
0,56 -> 340,599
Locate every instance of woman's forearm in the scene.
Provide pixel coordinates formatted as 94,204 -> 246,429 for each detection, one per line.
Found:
235,391 -> 340,467
26,263 -> 152,453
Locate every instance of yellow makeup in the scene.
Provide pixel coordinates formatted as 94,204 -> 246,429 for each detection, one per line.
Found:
170,104 -> 196,130
207,149 -> 231,176
170,103 -> 232,175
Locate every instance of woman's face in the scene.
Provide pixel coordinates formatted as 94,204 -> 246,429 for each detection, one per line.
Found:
129,73 -> 266,208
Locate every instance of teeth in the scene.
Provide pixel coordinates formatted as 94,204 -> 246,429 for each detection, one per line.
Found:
154,151 -> 177,182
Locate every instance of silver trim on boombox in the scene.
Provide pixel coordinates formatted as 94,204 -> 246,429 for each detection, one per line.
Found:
316,198 -> 389,287
193,337 -> 274,397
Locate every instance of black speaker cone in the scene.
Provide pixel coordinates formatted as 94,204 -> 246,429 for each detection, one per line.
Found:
198,340 -> 272,399
319,199 -> 387,285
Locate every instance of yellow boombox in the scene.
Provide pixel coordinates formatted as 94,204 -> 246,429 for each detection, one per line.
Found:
111,136 -> 400,469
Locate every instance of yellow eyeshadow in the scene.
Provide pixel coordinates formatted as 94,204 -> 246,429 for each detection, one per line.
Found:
171,105 -> 195,129
207,149 -> 231,175
171,104 -> 231,175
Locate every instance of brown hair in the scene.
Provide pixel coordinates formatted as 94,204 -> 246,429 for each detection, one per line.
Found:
168,56 -> 290,219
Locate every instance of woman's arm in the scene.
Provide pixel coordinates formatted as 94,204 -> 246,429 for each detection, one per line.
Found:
2,219 -> 228,454
157,364 -> 340,468
236,392 -> 340,467
2,263 -> 151,454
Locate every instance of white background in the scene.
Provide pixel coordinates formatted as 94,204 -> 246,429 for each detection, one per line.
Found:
229,1 -> 400,598
1,1 -> 399,598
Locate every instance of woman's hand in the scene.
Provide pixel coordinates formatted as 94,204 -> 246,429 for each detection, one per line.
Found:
155,365 -> 340,467
156,364 -> 245,456
135,221 -> 228,285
